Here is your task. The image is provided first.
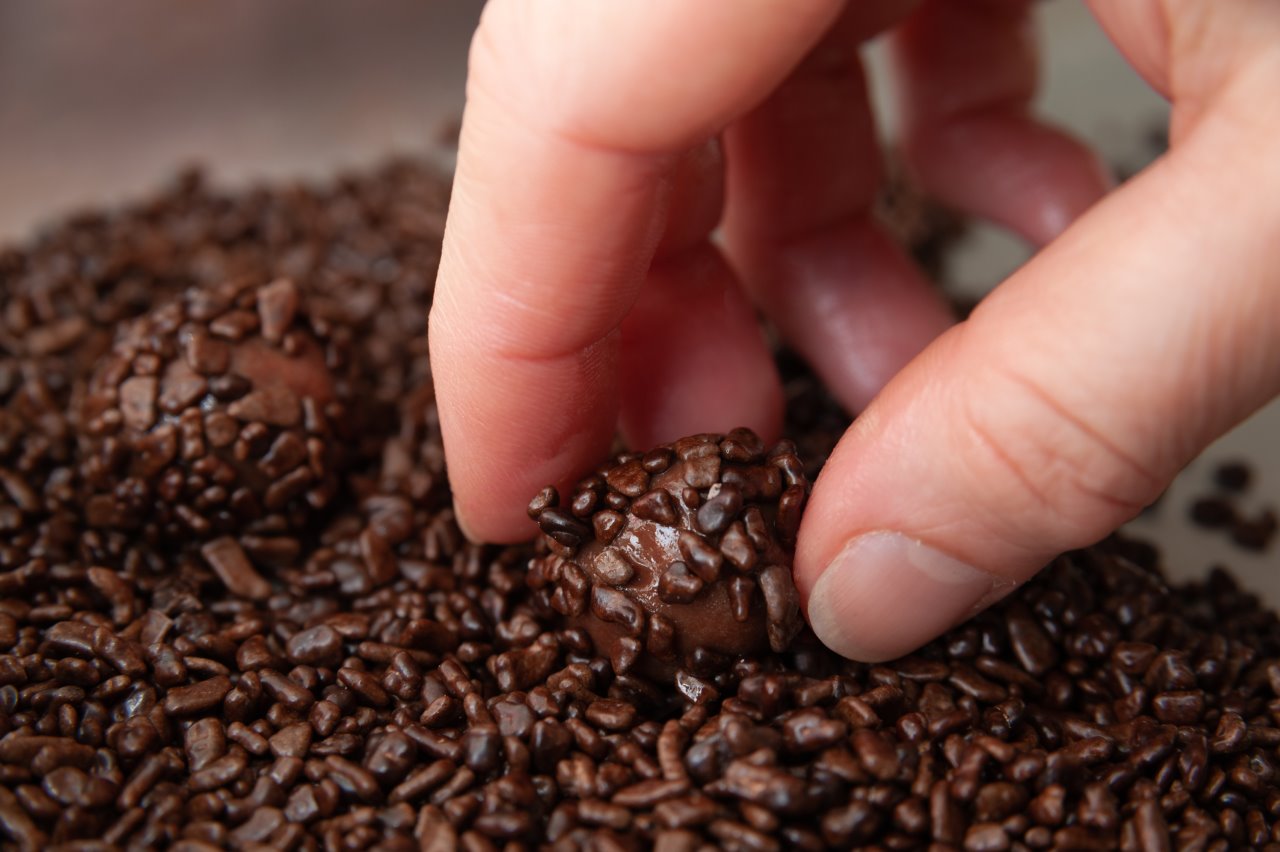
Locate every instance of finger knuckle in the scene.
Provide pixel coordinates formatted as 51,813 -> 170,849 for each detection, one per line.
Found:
956,365 -> 1165,547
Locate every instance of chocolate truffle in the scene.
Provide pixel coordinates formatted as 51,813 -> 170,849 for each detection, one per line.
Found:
77,277 -> 353,541
527,429 -> 807,678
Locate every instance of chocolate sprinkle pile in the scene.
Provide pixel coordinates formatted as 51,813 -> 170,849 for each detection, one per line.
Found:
526,430 -> 806,681
3,160 -> 1280,851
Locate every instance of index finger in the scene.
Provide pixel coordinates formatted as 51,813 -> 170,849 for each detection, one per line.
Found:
429,0 -> 844,542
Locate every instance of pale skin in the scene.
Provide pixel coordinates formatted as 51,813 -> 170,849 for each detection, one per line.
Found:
429,0 -> 1280,662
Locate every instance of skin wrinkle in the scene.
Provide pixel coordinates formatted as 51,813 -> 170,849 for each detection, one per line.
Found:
480,288 -> 629,365
990,363 -> 1166,504
456,78 -> 674,207
440,154 -> 665,362
1160,4 -> 1280,139
433,266 -> 626,371
1163,1 -> 1233,103
952,340 -> 1174,533
956,389 -> 1055,518
800,373 -> 1062,599
808,134 -> 1280,578
974,415 -> 1153,537
962,152 -> 1218,447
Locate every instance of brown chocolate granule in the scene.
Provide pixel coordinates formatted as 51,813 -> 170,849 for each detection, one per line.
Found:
1215,460 -> 1253,494
1233,508 -> 1278,552
0,157 -> 1279,850
1187,459 -> 1276,554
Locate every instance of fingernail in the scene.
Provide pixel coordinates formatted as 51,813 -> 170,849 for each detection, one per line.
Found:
805,531 -> 1015,662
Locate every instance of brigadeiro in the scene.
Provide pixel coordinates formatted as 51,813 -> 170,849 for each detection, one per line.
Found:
76,276 -> 354,544
527,429 -> 807,680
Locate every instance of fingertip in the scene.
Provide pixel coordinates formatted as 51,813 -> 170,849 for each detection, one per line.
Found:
445,425 -> 613,545
450,497 -> 488,547
889,0 -> 1113,247
903,117 -> 1113,245
451,493 -> 528,547
431,331 -> 621,546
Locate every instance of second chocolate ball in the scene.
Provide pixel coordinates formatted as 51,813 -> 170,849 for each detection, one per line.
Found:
78,277 -> 354,544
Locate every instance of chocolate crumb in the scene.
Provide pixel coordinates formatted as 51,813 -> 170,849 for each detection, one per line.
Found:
1214,459 -> 1253,493
0,154 -> 1276,850
200,536 -> 273,600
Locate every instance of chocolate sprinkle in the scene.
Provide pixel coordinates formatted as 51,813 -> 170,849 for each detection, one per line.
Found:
1188,459 -> 1277,554
0,157 -> 1278,851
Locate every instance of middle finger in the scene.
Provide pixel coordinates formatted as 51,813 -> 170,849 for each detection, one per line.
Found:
722,0 -> 955,414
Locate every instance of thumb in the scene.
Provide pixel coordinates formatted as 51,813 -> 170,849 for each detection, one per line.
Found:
795,65 -> 1280,661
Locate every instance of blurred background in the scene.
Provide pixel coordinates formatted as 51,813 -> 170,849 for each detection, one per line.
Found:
0,1 -> 483,237
1,1 -> 1274,595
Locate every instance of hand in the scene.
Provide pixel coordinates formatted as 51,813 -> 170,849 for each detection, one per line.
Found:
429,0 -> 1280,661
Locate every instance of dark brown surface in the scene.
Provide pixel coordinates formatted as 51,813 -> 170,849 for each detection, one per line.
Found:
3,158 -> 1280,850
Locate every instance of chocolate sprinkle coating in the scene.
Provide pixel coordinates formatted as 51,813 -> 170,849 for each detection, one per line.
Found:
78,276 -> 353,543
1,157 -> 1280,851
527,431 -> 807,679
